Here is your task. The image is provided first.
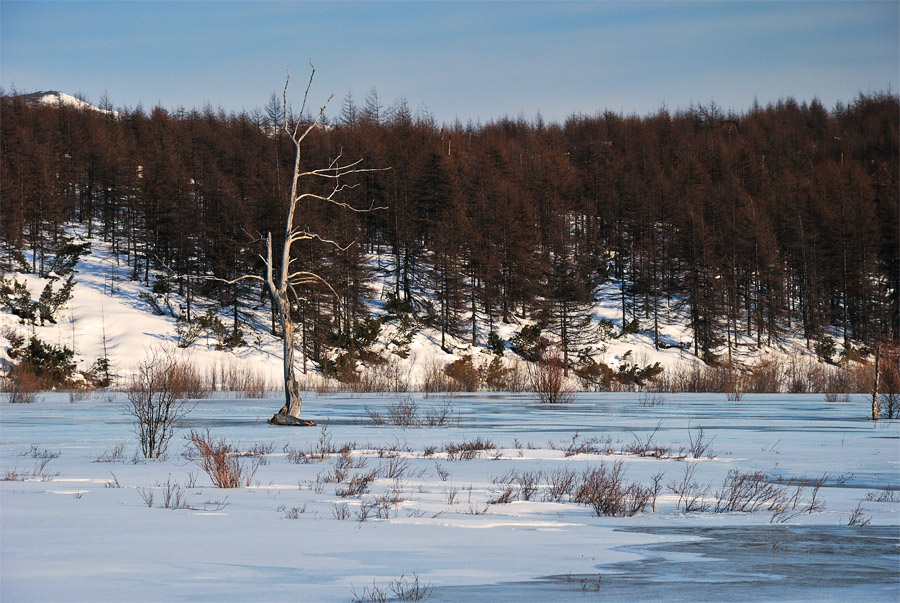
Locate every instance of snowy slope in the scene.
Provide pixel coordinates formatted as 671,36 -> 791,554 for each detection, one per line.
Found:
1,223 -> 838,392
20,90 -> 119,116
0,228 -> 285,387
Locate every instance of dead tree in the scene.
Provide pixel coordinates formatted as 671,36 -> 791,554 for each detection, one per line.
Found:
230,67 -> 385,425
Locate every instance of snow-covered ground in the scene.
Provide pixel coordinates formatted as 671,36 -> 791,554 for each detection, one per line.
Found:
1,392 -> 897,601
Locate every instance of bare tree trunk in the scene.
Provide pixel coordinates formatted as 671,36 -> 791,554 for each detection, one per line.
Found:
872,343 -> 880,421
267,233 -> 314,425
277,301 -> 303,416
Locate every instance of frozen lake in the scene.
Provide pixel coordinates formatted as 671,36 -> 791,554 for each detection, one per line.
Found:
2,392 -> 898,601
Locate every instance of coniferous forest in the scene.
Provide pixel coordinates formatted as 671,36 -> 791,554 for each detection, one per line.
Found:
1,90 -> 897,371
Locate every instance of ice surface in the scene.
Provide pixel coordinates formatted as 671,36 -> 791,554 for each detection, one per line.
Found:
1,392 -> 897,601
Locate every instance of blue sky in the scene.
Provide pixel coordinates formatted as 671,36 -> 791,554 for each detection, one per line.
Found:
1,1 -> 897,124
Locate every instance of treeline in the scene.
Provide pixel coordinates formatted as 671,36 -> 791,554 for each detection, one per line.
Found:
1,90 -> 897,367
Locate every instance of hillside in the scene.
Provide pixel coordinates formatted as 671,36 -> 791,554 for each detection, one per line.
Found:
1,90 -> 896,395
18,90 -> 119,116
2,221 -> 873,396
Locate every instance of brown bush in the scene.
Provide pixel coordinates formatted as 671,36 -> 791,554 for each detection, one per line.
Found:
745,358 -> 785,393
573,461 -> 651,517
445,356 -> 479,391
486,358 -> 529,392
878,344 -> 900,418
4,363 -> 40,403
185,429 -> 263,488
573,360 -> 615,391
528,348 -> 575,404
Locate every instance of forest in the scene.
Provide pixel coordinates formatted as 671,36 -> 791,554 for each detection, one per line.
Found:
1,89 -> 897,376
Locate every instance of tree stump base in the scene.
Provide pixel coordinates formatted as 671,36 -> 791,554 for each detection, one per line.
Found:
267,413 -> 317,426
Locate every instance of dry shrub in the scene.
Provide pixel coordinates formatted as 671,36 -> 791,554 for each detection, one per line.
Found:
667,464 -> 710,513
424,399 -> 458,427
545,467 -> 578,502
335,470 -> 377,498
444,356 -> 480,391
174,362 -> 209,399
573,461 -> 651,517
639,391 -> 666,407
210,362 -> 273,397
185,429 -> 263,488
724,367 -> 745,400
4,363 -> 40,403
824,391 -> 851,403
515,469 -> 542,501
713,470 -> 783,513
847,503 -> 872,527
349,371 -> 388,394
845,360 -> 874,393
387,398 -> 419,427
485,357 -> 528,392
785,354 -> 876,395
421,360 -> 454,393
351,358 -> 410,393
480,356 -> 509,391
444,437 -> 495,461
824,364 -> 849,393
785,356 -> 821,393
528,348 -> 576,404
879,345 -> 900,419
296,373 -> 337,395
574,360 -> 615,391
125,347 -> 201,458
656,363 -> 725,393
744,358 -> 785,393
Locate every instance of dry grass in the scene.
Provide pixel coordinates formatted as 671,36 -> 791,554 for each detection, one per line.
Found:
654,352 -> 883,394
207,361 -> 276,398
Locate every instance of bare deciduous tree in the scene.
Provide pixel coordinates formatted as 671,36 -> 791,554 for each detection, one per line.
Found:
125,346 -> 202,458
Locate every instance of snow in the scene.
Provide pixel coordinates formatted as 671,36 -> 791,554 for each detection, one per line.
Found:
0,224 -> 833,391
1,393 -> 898,601
1,231 -> 286,385
2,227 -> 898,600
25,90 -> 119,117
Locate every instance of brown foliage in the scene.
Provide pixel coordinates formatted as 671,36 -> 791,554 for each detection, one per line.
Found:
185,429 -> 263,488
4,363 -> 40,403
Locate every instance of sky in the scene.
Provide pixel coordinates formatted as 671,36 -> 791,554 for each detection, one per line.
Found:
1,1 -> 897,125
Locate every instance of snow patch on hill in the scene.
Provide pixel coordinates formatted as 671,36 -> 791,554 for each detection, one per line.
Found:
20,90 -> 118,117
